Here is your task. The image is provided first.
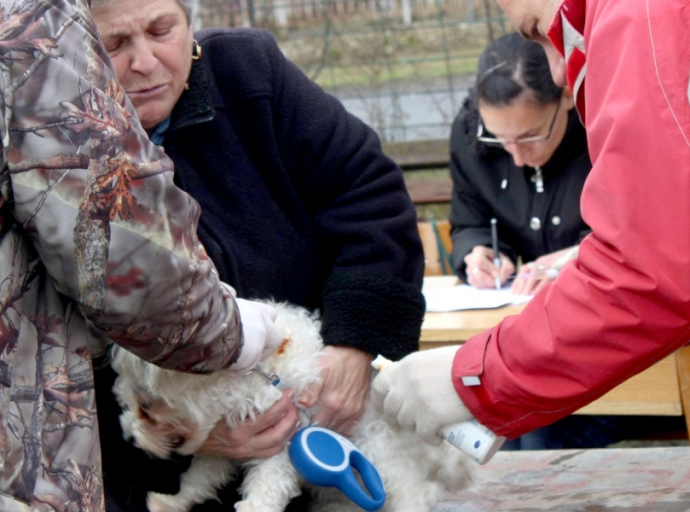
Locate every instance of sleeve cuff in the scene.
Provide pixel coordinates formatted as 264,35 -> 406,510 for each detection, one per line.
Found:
320,270 -> 425,360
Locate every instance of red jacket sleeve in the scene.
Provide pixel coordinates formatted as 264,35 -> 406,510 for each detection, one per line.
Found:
453,0 -> 690,438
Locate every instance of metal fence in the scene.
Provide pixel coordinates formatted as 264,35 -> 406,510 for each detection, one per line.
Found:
196,0 -> 511,142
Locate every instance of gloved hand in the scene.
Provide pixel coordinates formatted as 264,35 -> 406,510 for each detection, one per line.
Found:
232,298 -> 284,371
371,345 -> 473,446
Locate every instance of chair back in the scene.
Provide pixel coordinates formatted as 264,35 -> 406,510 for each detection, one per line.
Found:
418,220 -> 453,276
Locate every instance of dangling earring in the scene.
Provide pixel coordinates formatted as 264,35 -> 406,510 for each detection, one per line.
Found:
192,40 -> 202,60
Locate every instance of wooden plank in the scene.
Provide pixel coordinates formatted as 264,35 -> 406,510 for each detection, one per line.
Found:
383,139 -> 449,169
575,355 -> 682,416
406,179 -> 452,204
420,305 -> 526,342
675,345 -> 690,434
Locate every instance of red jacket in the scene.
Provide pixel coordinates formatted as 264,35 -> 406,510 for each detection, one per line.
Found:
454,0 -> 690,438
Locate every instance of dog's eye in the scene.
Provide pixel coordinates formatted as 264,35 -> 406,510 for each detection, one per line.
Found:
170,436 -> 186,449
138,406 -> 156,424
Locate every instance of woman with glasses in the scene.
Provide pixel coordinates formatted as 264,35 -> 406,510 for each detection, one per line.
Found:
449,32 -> 591,296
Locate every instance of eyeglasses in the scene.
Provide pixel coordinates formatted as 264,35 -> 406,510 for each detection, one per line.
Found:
476,95 -> 563,148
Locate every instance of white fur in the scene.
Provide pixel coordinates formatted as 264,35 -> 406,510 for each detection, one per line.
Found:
111,301 -> 473,512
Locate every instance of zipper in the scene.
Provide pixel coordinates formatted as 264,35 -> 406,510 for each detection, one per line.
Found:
170,112 -> 214,134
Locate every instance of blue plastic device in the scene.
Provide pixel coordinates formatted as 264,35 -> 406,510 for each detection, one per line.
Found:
289,425 -> 386,511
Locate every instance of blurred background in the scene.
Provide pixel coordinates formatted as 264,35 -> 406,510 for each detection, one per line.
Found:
196,0 -> 509,142
194,0 -> 512,220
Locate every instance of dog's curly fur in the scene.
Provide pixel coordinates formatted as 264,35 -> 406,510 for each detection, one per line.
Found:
111,301 -> 473,512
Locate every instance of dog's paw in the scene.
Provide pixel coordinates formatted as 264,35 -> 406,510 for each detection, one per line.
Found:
147,491 -> 190,512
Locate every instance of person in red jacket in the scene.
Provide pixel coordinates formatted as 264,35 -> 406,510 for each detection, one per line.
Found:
373,0 -> 690,448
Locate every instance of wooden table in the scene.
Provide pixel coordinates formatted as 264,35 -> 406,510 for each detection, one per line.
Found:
421,304 -> 526,346
420,305 -> 690,423
432,446 -> 690,511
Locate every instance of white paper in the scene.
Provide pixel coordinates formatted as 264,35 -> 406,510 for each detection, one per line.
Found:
423,284 -> 532,312
422,275 -> 459,289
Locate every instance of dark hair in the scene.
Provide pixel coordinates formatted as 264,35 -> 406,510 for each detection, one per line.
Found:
460,32 -> 562,155
476,32 -> 561,107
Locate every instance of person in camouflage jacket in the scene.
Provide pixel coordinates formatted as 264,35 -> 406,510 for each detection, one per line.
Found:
0,0 -> 282,509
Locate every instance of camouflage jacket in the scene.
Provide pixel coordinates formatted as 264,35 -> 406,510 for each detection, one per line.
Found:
0,1 -> 244,509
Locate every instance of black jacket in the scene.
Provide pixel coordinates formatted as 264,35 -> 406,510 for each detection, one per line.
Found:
163,28 -> 425,359
449,102 -> 591,279
99,28 -> 425,512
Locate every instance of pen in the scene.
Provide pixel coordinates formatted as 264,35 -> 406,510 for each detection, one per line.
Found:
490,218 -> 501,290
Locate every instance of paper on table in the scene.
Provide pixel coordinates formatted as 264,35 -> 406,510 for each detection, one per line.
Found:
423,284 -> 532,312
422,275 -> 460,288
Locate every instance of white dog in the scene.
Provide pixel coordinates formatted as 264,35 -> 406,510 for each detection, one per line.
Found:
110,301 -> 473,512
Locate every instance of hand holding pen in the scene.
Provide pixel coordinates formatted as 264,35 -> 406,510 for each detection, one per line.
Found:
463,244 -> 515,290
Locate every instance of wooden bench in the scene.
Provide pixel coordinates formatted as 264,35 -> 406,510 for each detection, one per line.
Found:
384,139 -> 453,205
383,138 -> 449,170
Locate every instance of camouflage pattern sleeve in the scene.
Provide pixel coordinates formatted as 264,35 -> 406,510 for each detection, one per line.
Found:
1,0 -> 243,374
0,2 -> 248,506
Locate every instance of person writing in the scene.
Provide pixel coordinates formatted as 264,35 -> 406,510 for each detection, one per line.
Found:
0,0 -> 282,509
373,0 -> 690,455
450,32 -> 591,296
90,0 -> 425,510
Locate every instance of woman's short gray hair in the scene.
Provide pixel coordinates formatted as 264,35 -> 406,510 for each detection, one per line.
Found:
176,0 -> 197,22
91,0 -> 197,24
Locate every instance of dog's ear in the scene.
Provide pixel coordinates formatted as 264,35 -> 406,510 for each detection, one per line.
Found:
133,390 -> 163,423
132,397 -> 197,457
138,393 -> 153,411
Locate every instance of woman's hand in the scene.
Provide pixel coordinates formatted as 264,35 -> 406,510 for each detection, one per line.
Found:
297,346 -> 373,436
511,248 -> 570,295
196,389 -> 300,459
464,245 -> 515,289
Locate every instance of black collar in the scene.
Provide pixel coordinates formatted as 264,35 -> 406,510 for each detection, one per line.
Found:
168,57 -> 216,134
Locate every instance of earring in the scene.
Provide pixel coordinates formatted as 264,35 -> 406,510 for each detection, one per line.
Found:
192,40 -> 202,60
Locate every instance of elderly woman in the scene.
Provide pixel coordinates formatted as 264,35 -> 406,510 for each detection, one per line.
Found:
91,0 -> 425,510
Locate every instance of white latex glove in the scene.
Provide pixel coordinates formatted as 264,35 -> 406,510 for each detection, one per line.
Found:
371,346 -> 473,446
232,298 -> 284,372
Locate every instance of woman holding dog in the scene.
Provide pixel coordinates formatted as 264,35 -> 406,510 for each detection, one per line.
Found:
450,32 -> 591,297
90,0 -> 425,510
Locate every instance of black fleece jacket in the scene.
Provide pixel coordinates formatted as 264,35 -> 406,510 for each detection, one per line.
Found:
162,28 -> 425,360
